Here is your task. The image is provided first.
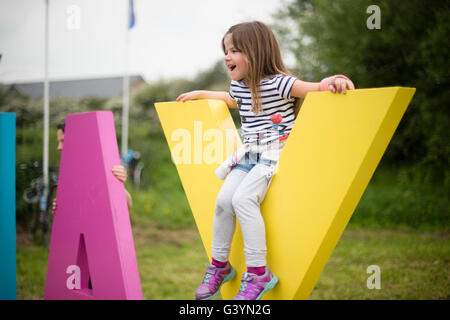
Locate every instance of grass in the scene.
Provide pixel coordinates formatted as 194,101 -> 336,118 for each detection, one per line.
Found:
16,222 -> 449,300
16,233 -> 49,300
310,228 -> 449,299
350,161 -> 449,231
133,225 -> 206,299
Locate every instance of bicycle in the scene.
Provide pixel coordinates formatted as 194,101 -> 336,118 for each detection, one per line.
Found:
20,162 -> 58,247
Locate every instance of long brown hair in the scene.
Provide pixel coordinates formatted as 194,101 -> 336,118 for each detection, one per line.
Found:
222,21 -> 301,115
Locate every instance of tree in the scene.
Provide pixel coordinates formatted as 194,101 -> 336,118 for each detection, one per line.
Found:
273,0 -> 449,182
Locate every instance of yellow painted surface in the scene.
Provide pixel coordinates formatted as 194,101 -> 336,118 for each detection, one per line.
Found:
155,87 -> 415,300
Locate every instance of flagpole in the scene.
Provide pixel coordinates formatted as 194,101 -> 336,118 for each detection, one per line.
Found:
43,0 -> 49,190
121,1 -> 130,156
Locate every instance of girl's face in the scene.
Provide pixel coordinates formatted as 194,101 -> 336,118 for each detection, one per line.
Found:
223,33 -> 248,81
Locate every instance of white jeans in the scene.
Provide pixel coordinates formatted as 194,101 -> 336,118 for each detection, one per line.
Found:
211,153 -> 275,267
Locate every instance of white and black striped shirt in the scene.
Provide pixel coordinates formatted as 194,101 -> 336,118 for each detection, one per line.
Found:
229,74 -> 297,144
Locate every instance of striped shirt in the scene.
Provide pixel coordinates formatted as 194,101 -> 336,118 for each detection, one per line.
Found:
229,74 -> 297,144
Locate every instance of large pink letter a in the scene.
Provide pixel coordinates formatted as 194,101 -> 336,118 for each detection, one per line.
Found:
45,111 -> 143,300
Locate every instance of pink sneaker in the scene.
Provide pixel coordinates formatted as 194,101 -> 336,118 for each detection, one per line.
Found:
232,268 -> 278,300
195,262 -> 236,300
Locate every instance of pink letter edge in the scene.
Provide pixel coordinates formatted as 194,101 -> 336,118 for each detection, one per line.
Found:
45,111 -> 143,300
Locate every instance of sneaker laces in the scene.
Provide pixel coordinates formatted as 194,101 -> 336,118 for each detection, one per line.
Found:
239,272 -> 252,291
203,264 -> 224,285
202,266 -> 217,284
238,272 -> 263,296
239,280 -> 248,292
203,273 -> 212,284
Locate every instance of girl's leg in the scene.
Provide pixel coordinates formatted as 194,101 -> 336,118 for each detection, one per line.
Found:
211,168 -> 247,262
231,164 -> 274,267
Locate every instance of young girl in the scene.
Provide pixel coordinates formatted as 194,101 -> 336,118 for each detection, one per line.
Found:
176,21 -> 354,300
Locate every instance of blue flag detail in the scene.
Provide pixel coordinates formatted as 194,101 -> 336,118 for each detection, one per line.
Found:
129,0 -> 135,29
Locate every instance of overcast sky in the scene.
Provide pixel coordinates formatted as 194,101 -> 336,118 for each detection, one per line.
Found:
0,0 -> 287,84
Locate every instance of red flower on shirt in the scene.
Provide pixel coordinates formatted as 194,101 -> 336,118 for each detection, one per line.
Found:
270,114 -> 283,124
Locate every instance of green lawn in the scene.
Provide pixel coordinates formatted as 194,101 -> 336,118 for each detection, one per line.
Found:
16,222 -> 449,300
310,228 -> 449,299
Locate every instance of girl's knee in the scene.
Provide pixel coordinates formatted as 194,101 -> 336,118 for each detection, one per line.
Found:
231,192 -> 254,213
215,192 -> 234,215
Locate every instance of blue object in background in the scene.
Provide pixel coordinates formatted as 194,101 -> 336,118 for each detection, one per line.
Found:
121,149 -> 135,164
129,0 -> 135,29
0,113 -> 16,300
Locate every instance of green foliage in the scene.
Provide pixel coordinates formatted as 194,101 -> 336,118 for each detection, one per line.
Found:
126,125 -> 194,229
0,85 -> 42,128
351,162 -> 449,231
190,60 -> 229,91
273,0 -> 450,183
131,60 -> 229,127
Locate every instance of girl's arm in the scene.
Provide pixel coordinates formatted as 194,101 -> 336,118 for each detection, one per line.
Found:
176,90 -> 238,108
290,77 -> 355,98
125,190 -> 133,211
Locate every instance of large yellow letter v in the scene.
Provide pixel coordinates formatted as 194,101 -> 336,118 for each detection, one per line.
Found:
155,87 -> 415,299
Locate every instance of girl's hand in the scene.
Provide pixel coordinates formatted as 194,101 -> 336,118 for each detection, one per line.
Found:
176,91 -> 201,102
52,198 -> 56,215
329,77 -> 355,94
112,165 -> 133,211
112,165 -> 127,183
321,75 -> 355,94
